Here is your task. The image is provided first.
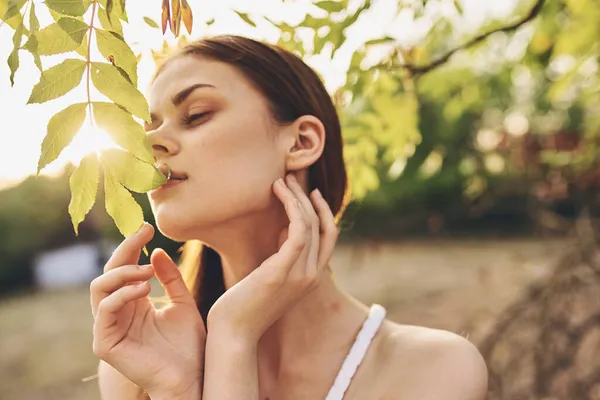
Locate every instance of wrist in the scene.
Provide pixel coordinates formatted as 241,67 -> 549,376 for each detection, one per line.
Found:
207,324 -> 258,351
147,379 -> 202,400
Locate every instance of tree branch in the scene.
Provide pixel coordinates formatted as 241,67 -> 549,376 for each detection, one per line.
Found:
87,0 -> 98,128
396,0 -> 546,76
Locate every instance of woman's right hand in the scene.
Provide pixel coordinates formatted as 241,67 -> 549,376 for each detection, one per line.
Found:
90,223 -> 205,399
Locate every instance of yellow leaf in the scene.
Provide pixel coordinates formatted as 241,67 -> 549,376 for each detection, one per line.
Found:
161,0 -> 170,34
170,0 -> 180,35
69,153 -> 99,235
104,168 -> 145,239
90,62 -> 150,121
27,58 -> 86,104
181,0 -> 193,34
100,148 -> 166,193
95,29 -> 138,86
38,102 -> 87,173
92,102 -> 154,163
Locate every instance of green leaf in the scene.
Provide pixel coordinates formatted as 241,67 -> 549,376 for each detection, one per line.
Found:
95,29 -> 138,86
234,11 -> 256,27
38,103 -> 88,173
68,153 -> 99,235
118,0 -> 128,22
76,32 -> 88,57
48,7 -> 83,23
91,62 -> 150,121
315,1 -> 346,13
27,2 -> 42,72
314,34 -> 328,54
102,0 -> 127,23
97,5 -> 123,36
365,36 -> 395,46
100,148 -> 166,193
143,16 -> 159,28
24,21 -> 87,56
27,58 -> 86,104
0,0 -> 25,30
2,0 -> 26,20
105,0 -> 113,20
104,169 -> 145,240
7,49 -> 19,86
329,25 -> 347,57
453,0 -> 463,15
8,17 -> 25,86
298,14 -> 327,29
45,0 -> 91,16
92,102 -> 154,163
57,17 -> 88,43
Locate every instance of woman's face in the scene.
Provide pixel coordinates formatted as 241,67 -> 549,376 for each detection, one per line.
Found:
145,56 -> 290,242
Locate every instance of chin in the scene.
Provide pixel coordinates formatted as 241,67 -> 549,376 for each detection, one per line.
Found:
152,207 -> 198,242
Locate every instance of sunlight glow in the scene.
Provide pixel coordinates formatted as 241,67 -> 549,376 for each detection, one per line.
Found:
0,0 -> 502,189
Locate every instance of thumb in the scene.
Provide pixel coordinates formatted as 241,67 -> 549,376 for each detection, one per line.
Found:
150,248 -> 194,305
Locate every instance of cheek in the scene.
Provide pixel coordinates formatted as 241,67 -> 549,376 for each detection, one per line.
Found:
154,131 -> 284,237
194,137 -> 281,209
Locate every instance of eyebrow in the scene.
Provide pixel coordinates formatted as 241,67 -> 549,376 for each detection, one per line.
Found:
148,83 -> 216,124
172,83 -> 215,106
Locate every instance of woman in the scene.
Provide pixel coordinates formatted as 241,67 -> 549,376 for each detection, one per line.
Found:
90,35 -> 488,399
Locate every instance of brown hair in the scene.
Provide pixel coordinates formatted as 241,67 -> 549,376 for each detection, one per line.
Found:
151,35 -> 351,323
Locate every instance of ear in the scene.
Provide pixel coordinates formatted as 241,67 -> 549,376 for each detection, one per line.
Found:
285,115 -> 325,172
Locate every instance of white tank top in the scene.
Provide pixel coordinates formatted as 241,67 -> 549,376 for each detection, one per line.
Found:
325,304 -> 387,400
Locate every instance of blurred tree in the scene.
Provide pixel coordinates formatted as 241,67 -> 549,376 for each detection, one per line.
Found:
0,0 -> 554,237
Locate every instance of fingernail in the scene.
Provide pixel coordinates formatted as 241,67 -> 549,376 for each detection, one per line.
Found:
136,282 -> 147,288
315,189 -> 323,198
276,178 -> 285,186
139,264 -> 152,270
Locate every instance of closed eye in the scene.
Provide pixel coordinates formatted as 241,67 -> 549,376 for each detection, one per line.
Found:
182,112 -> 211,125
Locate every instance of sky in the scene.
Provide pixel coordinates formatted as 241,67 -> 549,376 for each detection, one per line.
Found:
0,0 -> 516,190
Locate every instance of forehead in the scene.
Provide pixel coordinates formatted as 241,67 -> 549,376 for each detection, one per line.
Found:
148,55 -> 255,109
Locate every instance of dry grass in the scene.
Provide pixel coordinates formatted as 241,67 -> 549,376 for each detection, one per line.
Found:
0,238 -> 564,400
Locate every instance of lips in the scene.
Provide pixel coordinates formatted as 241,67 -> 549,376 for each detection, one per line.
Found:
156,164 -> 188,182
169,172 -> 188,181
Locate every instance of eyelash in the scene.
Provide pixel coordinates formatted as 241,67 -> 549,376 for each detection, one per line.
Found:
182,112 -> 210,125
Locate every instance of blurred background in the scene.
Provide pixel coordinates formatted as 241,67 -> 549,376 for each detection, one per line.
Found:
1,0 -> 599,399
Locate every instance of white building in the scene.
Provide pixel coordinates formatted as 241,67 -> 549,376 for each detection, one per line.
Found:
33,239 -> 118,290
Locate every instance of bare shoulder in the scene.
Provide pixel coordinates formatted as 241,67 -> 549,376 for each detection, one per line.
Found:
373,320 -> 488,400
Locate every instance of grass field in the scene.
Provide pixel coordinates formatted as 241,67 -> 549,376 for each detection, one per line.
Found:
0,238 -> 564,400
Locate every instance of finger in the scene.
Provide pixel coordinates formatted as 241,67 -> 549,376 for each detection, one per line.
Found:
94,282 -> 151,342
310,189 -> 338,269
103,223 -> 154,273
90,264 -> 153,317
150,248 -> 195,305
273,177 -> 299,213
285,175 -> 318,221
268,185 -> 310,278
285,175 -> 320,273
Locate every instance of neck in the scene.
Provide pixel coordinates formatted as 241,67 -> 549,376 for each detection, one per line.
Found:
196,210 -> 369,380
257,276 -> 369,380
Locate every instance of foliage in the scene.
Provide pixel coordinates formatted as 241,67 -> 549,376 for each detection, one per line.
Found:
1,0 -> 598,240
1,0 -> 165,242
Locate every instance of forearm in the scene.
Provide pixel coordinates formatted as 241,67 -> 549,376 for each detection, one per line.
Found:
202,330 -> 258,400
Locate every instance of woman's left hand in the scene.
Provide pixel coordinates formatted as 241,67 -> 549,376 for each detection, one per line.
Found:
206,173 -> 338,343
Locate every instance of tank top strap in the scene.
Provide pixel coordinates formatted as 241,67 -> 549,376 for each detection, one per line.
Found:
324,304 -> 387,400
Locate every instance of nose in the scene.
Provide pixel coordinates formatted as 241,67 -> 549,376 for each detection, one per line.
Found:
147,126 -> 180,160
